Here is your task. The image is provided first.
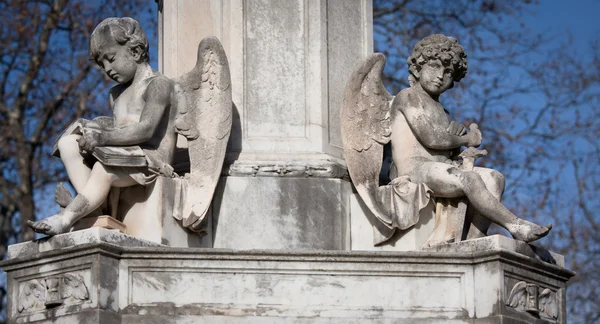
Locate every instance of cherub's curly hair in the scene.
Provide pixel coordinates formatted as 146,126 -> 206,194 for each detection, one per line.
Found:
407,34 -> 467,86
89,17 -> 149,63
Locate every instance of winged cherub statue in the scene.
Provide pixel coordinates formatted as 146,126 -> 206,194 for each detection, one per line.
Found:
28,17 -> 231,236
341,34 -> 551,246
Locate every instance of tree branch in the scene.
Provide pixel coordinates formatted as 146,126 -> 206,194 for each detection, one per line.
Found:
30,64 -> 91,146
373,0 -> 410,19
13,0 -> 65,120
573,160 -> 599,232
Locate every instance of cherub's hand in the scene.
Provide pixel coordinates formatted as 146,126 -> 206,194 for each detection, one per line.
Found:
466,123 -> 482,147
77,127 -> 105,152
446,121 -> 467,136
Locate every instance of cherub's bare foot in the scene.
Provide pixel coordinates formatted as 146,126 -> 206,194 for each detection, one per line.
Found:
507,219 -> 552,243
27,215 -> 71,236
423,237 -> 455,248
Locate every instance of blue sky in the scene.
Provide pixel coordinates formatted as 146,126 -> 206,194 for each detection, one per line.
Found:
527,0 -> 600,48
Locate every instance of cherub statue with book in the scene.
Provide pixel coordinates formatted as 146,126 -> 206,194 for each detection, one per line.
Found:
341,34 -> 551,247
28,17 -> 232,236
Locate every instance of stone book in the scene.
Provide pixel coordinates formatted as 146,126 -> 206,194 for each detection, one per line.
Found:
53,118 -> 147,167
91,146 -> 147,167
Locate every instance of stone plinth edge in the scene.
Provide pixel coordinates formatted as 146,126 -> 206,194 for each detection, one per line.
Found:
422,234 -> 566,267
1,234 -> 574,324
7,227 -> 162,260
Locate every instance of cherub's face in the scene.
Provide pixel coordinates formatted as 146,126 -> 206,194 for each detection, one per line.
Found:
417,59 -> 454,96
94,37 -> 139,84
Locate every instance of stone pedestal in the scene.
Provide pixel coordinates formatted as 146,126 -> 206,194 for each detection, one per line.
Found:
2,230 -> 574,323
159,0 -> 385,250
116,177 -> 212,248
211,176 -> 351,249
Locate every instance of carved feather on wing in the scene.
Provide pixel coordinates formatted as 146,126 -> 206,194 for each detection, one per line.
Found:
539,288 -> 558,319
174,36 -> 232,232
341,53 -> 394,225
18,280 -> 45,312
61,274 -> 89,301
506,281 -> 527,308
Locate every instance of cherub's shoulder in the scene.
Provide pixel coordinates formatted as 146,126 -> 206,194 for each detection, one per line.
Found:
142,74 -> 174,100
146,74 -> 174,91
397,87 -> 419,101
393,87 -> 421,111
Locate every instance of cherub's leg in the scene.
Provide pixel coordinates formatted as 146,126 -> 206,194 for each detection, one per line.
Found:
57,134 -> 91,193
466,167 -> 505,239
416,162 -> 550,242
27,163 -> 137,236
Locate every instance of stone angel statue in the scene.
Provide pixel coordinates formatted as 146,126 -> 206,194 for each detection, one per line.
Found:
28,17 -> 231,243
341,34 -> 551,247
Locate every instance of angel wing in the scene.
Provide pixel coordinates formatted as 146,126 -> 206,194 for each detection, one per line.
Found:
341,53 -> 394,225
17,280 -> 45,312
506,281 -> 527,308
61,274 -> 89,301
174,36 -> 232,232
539,288 -> 558,319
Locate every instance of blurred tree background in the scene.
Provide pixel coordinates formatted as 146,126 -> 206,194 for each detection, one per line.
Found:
0,0 -> 597,322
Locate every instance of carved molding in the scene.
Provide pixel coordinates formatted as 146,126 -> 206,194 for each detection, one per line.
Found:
506,281 -> 558,320
223,160 -> 349,179
18,274 -> 89,313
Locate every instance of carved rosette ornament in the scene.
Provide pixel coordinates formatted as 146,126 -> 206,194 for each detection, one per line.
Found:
18,274 -> 89,313
506,281 -> 558,320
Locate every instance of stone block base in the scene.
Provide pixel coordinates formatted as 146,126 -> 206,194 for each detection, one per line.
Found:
211,176 -> 351,250
210,174 -> 436,251
2,230 -> 573,323
117,177 -> 211,248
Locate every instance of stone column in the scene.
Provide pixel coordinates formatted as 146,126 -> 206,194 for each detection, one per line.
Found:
159,0 -> 372,159
159,0 -> 377,249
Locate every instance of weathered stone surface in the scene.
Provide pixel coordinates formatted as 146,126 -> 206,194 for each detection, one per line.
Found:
350,192 -> 437,251
159,0 -> 372,158
222,154 -> 348,179
155,0 -> 375,253
1,232 -> 574,323
7,227 -> 160,260
327,0 -> 372,155
117,177 -> 212,248
423,234 -> 565,267
211,176 -> 350,250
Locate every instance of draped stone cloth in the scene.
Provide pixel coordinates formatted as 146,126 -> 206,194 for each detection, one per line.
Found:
127,148 -> 174,186
372,176 -> 433,245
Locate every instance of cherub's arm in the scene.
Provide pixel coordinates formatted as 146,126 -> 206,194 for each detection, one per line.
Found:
80,86 -> 122,131
105,77 -> 172,145
396,91 -> 479,150
84,116 -> 114,131
79,77 -> 172,150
